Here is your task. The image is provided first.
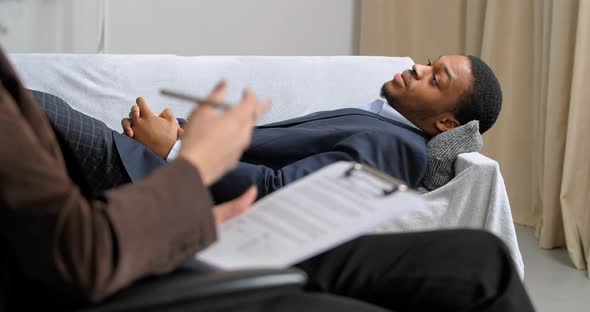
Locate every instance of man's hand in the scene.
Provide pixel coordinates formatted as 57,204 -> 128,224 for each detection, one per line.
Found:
122,82 -> 269,185
121,97 -> 181,159
212,186 -> 257,224
178,81 -> 270,186
122,103 -> 184,139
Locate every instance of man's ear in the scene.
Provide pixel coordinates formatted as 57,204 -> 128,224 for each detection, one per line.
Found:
434,113 -> 460,133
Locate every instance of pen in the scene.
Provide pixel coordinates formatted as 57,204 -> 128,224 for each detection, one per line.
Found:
160,89 -> 233,110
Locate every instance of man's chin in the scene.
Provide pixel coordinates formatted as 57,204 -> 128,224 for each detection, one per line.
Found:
380,81 -> 400,109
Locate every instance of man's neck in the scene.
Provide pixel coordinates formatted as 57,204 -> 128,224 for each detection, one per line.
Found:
376,99 -> 422,132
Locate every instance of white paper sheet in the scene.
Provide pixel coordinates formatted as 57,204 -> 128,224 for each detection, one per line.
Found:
196,161 -> 426,269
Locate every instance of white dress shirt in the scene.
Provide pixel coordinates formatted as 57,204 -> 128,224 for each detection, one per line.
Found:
359,99 -> 421,131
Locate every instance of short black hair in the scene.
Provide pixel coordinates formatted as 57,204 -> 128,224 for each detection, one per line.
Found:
453,55 -> 502,134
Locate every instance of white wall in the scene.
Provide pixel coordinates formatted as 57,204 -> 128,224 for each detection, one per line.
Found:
0,0 -> 360,55
0,0 -> 66,53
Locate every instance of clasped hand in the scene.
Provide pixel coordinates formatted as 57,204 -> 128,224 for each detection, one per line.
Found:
121,82 -> 270,224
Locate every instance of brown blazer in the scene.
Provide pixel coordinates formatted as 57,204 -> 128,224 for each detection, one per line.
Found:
0,49 -> 217,309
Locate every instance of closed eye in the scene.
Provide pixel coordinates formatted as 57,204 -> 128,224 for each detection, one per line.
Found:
427,58 -> 439,87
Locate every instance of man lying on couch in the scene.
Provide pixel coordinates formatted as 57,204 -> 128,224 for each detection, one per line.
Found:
15,54 -> 537,311
119,54 -> 502,202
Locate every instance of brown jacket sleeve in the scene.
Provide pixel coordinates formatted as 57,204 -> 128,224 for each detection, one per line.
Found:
0,50 -> 217,303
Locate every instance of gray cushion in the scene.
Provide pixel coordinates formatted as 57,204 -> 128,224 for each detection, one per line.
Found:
421,121 -> 483,191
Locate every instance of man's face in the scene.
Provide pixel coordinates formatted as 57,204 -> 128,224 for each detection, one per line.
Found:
381,55 -> 473,135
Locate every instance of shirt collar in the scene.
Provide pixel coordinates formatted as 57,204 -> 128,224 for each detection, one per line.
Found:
369,99 -> 422,131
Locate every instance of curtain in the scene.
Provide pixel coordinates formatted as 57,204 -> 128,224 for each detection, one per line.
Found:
360,0 -> 590,276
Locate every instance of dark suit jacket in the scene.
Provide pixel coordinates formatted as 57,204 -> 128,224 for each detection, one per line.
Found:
210,109 -> 428,202
0,49 -> 216,309
115,108 -> 428,203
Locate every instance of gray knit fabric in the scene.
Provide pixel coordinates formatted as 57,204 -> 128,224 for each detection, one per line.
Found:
421,121 -> 483,191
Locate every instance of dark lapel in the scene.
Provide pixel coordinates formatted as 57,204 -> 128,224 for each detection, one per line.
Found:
257,108 -> 425,137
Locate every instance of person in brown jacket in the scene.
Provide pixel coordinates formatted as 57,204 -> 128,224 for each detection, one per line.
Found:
0,46 -> 536,312
0,48 -> 272,309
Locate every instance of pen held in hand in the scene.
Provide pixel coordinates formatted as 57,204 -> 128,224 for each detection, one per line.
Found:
160,89 -> 233,110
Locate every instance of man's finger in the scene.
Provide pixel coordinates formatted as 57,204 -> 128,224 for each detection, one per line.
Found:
159,108 -> 176,122
136,97 -> 154,117
121,118 -> 134,137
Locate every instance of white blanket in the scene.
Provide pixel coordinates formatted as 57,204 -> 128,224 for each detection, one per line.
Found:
9,54 -> 524,278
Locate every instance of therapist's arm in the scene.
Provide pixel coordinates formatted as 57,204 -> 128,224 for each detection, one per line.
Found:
0,68 -> 213,304
1,64 -> 262,306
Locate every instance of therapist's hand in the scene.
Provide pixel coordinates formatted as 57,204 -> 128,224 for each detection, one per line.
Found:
213,186 -> 257,224
179,81 -> 270,186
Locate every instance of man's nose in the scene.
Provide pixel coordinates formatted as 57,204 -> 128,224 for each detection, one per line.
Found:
411,64 -> 429,79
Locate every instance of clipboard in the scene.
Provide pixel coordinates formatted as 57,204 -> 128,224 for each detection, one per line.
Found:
343,162 -> 409,196
194,161 -> 426,270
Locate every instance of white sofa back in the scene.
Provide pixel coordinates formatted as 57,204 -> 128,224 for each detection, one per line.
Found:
10,54 -> 413,130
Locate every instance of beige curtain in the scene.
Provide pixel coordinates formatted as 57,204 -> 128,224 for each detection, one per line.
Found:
360,0 -> 590,276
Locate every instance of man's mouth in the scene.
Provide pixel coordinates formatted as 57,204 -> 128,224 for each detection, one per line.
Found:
394,73 -> 405,88
401,70 -> 411,87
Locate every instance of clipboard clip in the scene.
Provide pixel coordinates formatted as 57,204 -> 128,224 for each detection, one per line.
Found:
343,163 -> 409,196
